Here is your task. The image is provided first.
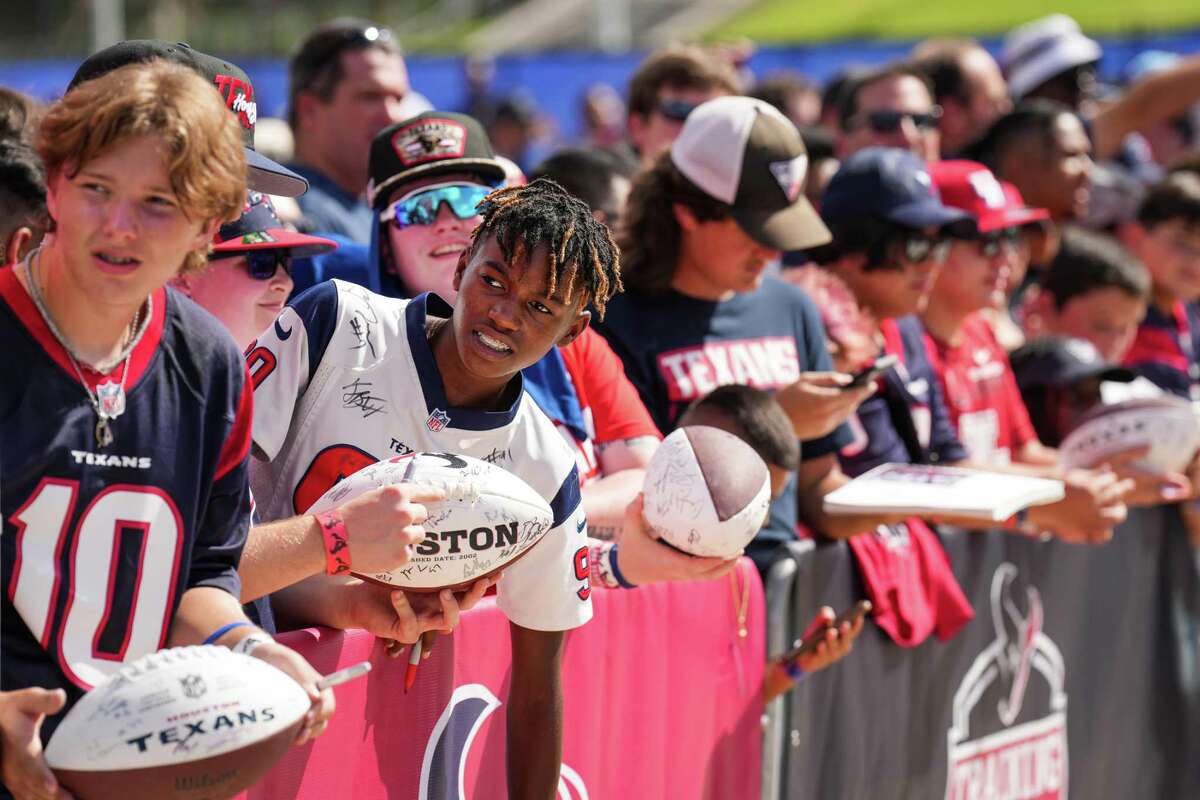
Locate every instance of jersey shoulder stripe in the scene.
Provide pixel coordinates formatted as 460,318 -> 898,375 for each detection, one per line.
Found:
549,466 -> 582,528
285,280 -> 340,385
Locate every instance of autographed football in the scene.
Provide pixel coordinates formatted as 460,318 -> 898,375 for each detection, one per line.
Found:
305,452 -> 554,591
1059,395 -> 1200,474
45,646 -> 309,800
642,426 -> 772,558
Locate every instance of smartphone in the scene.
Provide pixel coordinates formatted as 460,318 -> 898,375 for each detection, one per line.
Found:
843,355 -> 899,390
780,600 -> 873,662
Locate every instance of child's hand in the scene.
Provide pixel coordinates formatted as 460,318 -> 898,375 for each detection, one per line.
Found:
794,606 -> 864,673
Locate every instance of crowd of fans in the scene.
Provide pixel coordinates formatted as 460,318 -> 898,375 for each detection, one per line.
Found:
3,11 -> 1200,799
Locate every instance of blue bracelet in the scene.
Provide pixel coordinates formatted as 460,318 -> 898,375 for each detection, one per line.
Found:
203,621 -> 250,646
609,544 -> 636,589
783,659 -> 805,682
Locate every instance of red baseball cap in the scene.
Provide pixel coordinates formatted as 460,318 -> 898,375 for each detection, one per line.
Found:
930,160 -> 1050,234
212,192 -> 337,258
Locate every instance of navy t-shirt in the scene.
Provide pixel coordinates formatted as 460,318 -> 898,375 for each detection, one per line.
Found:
838,315 -> 968,477
594,276 -> 853,546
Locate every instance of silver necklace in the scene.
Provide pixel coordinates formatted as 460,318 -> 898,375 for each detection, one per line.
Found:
21,250 -> 152,448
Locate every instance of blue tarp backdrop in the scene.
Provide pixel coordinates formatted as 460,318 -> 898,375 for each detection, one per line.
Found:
2,30 -> 1200,143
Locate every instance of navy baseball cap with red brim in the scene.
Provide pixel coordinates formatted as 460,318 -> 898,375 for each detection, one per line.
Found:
69,40 -> 309,198
212,192 -> 337,258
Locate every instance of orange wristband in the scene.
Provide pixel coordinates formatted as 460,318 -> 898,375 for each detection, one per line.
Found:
314,509 -> 351,575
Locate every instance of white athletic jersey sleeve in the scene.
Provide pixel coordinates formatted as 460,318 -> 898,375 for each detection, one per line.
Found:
498,499 -> 589,630
247,282 -> 592,631
247,303 -> 313,463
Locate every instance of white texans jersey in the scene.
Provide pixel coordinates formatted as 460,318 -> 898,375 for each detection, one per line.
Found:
248,281 -> 592,632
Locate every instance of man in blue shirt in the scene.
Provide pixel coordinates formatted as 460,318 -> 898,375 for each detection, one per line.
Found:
286,19 -> 431,241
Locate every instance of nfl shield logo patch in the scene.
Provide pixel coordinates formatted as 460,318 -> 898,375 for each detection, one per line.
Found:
426,409 -> 450,432
96,380 -> 126,419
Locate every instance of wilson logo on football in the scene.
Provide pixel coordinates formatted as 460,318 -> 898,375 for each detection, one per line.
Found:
945,563 -> 1068,800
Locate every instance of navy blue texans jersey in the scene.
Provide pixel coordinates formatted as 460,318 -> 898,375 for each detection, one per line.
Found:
0,269 -> 253,744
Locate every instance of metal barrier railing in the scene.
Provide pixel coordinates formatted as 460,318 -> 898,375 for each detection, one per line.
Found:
760,540 -> 811,800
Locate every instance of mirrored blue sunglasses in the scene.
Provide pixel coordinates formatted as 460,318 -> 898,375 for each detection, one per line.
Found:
381,182 -> 494,230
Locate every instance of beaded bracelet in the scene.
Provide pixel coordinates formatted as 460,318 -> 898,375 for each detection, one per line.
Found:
590,542 -> 620,589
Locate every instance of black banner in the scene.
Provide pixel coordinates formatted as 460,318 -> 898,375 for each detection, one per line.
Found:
781,506 -> 1200,799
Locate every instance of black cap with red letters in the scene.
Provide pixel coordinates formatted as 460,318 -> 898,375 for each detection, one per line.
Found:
69,40 -> 309,199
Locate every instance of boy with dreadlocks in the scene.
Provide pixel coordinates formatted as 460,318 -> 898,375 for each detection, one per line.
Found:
248,176 -> 620,798
347,112 -> 666,547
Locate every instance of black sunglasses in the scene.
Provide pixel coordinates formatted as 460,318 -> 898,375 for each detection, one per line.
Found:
956,227 -> 1022,258
978,228 -> 1022,258
657,99 -> 701,122
292,25 -> 396,93
866,230 -> 951,270
853,108 -> 942,134
211,250 -> 293,280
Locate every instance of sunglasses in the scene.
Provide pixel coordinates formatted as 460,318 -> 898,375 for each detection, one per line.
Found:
381,182 -> 493,229
657,99 -> 701,122
853,108 -> 942,134
974,228 -> 1022,258
866,231 -> 951,270
292,24 -> 395,93
211,249 -> 293,279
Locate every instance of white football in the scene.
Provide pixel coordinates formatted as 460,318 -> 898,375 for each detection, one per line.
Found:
1060,396 -> 1200,473
642,426 -> 772,558
305,452 -> 554,591
45,646 -> 309,800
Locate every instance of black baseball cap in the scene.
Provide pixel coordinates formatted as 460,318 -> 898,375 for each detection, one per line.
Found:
821,147 -> 970,231
669,96 -> 830,251
1010,336 -> 1136,392
367,112 -> 506,210
68,40 -> 309,198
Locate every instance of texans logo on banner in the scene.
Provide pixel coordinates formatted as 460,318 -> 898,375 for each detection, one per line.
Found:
945,564 -> 1068,800
420,684 -> 589,800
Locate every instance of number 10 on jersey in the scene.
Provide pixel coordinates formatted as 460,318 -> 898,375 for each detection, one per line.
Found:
8,479 -> 184,688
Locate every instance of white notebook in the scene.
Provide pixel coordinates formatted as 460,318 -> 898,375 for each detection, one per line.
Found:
824,463 -> 1065,522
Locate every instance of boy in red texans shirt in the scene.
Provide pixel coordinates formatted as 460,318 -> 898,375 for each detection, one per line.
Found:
920,161 -> 1154,540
